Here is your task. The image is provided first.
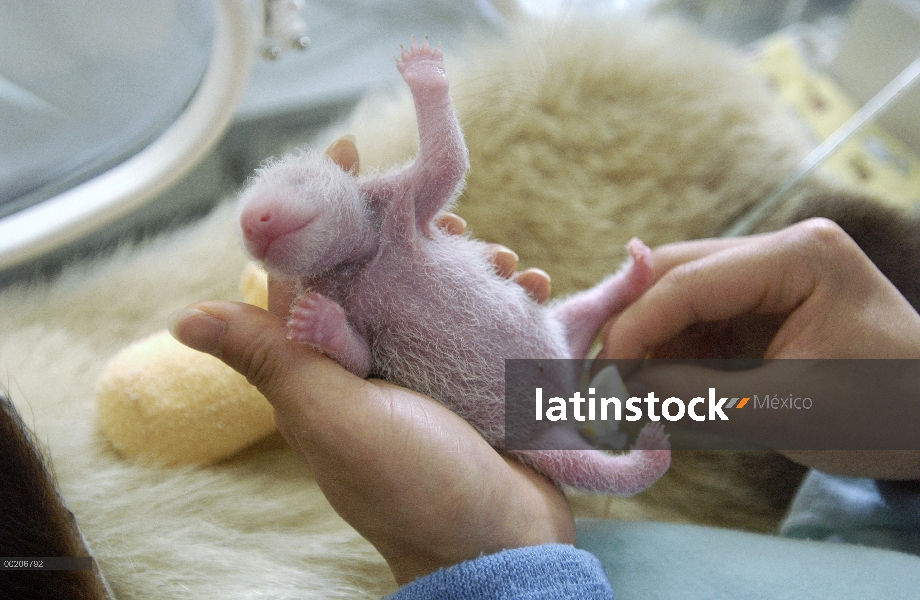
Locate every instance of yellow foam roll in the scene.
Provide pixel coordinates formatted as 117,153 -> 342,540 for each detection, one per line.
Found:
96,330 -> 275,465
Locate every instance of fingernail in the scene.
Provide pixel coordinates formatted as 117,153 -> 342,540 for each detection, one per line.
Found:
493,246 -> 518,262
437,213 -> 466,235
520,267 -> 548,279
167,308 -> 227,354
490,246 -> 518,277
589,365 -> 629,398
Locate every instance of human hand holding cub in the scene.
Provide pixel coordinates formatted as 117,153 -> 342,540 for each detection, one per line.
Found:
169,138 -> 572,586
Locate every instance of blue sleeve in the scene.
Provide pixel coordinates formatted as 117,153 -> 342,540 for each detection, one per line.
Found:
385,544 -> 613,600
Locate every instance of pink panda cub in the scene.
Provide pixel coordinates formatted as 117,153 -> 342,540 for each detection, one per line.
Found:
239,39 -> 670,495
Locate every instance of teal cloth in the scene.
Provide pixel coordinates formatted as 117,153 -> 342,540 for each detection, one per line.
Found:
577,518 -> 920,600
386,471 -> 920,599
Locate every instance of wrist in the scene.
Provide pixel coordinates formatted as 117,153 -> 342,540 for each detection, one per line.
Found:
381,458 -> 576,586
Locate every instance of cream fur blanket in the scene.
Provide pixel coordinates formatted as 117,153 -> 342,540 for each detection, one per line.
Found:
1,202 -> 397,597
0,18 -> 829,598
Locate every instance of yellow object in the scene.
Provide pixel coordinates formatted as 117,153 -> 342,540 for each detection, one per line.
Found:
96,262 -> 274,465
240,260 -> 269,310
752,33 -> 920,208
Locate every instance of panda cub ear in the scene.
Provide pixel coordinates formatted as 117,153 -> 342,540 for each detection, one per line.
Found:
324,136 -> 360,175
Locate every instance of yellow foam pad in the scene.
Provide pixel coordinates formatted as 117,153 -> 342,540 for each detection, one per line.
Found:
96,330 -> 276,465
96,263 -> 274,465
240,261 -> 269,309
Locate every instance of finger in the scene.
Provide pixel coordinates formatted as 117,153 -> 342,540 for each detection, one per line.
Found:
434,212 -> 466,235
602,228 -> 819,359
487,244 -> 518,279
649,234 -> 764,279
513,268 -> 551,304
621,361 -> 789,446
268,275 -> 298,318
649,314 -> 782,360
626,361 -> 765,402
325,135 -> 360,174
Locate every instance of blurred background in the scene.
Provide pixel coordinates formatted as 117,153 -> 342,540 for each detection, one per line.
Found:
0,0 -> 917,283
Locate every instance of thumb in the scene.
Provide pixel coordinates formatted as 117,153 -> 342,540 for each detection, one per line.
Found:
167,300 -> 367,420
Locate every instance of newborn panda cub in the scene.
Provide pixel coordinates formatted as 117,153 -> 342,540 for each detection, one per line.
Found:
239,39 -> 670,495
